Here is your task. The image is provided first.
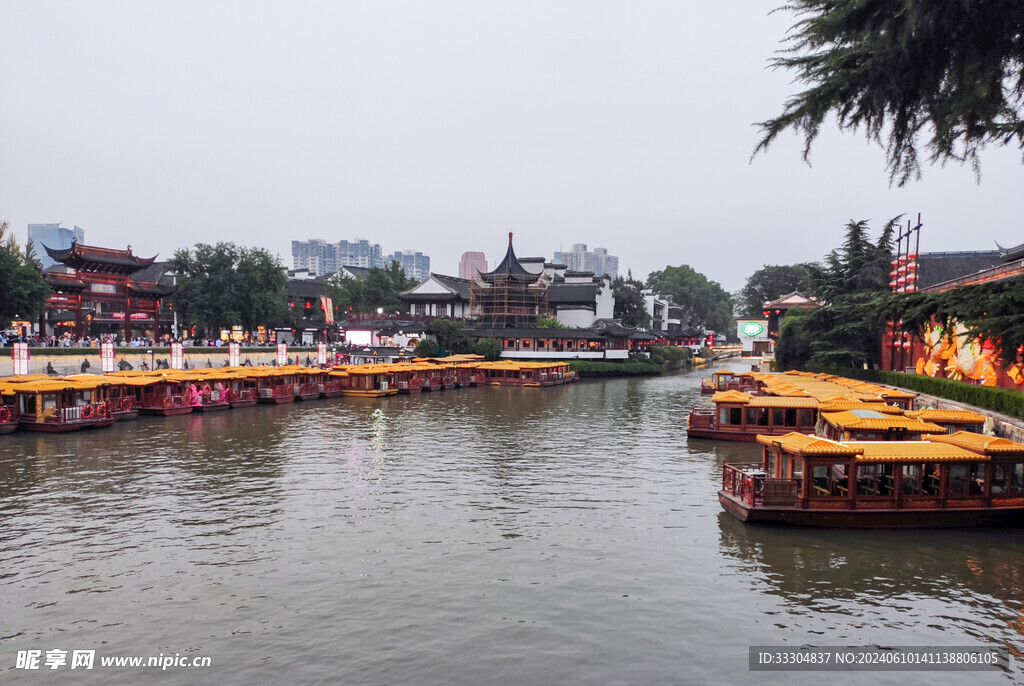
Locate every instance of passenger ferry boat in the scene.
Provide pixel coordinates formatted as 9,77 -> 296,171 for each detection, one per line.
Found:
254,368 -> 297,404
106,372 -> 196,416
906,409 -> 987,434
0,378 -> 115,431
173,371 -> 232,411
688,371 -> 920,442
219,368 -> 260,407
65,373 -> 139,420
330,366 -> 398,397
816,407 -> 946,441
699,370 -> 756,395
720,431 -> 1024,528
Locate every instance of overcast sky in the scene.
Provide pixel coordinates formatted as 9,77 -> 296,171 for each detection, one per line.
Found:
2,1 -> 1022,293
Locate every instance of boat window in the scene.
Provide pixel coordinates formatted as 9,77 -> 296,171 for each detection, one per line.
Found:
766,450 -> 776,476
857,463 -> 894,496
1009,463 -> 1024,496
781,453 -> 789,478
902,464 -> 923,495
792,457 -> 802,480
719,408 -> 729,426
745,408 -> 757,426
799,409 -> 814,426
43,394 -> 57,412
991,464 -> 1010,495
969,463 -> 986,495
948,464 -> 969,496
730,408 -> 742,425
772,409 -> 785,426
785,408 -> 797,426
811,463 -> 846,496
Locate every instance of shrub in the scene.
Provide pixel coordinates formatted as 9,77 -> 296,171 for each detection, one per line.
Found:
413,339 -> 441,358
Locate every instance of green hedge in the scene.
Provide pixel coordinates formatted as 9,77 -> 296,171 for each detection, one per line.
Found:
810,365 -> 1024,419
569,360 -> 661,377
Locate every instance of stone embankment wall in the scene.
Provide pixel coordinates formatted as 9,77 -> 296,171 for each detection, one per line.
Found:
909,390 -> 1024,443
4,349 -> 317,377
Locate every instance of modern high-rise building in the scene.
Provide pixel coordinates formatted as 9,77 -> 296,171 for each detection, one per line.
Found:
390,250 -> 430,281
458,251 -> 488,280
291,238 -> 429,278
553,244 -> 618,278
28,223 -> 85,269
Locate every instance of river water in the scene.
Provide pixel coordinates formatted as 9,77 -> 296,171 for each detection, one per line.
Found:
1,367 -> 1021,684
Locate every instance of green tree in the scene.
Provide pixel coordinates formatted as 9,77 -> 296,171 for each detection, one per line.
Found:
646,265 -> 732,334
612,273 -> 652,328
170,242 -> 288,334
808,217 -> 899,303
429,318 -> 471,354
413,338 -> 441,358
325,272 -> 366,317
472,338 -> 503,361
535,316 -> 568,329
754,1 -> 1024,185
362,262 -> 417,314
0,221 -> 50,326
736,264 -> 814,318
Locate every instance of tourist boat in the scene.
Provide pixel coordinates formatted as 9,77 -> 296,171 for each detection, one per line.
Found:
816,407 -> 946,441
0,388 -> 21,433
906,409 -> 987,434
65,373 -> 139,421
106,372 -> 197,416
218,367 -> 260,408
254,368 -> 297,404
719,431 -> 1024,527
688,391 -> 820,441
287,366 -> 322,401
329,365 -> 398,397
168,371 -> 232,411
700,370 -> 755,395
0,378 -> 115,431
687,371 -> 921,442
389,363 -> 425,394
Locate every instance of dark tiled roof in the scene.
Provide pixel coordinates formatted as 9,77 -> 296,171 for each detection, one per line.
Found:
478,234 -> 537,282
465,326 -> 604,340
548,283 -> 599,304
432,274 -> 473,300
45,271 -> 88,291
915,251 -> 1002,290
44,243 -> 157,271
286,279 -> 331,298
341,265 -> 371,280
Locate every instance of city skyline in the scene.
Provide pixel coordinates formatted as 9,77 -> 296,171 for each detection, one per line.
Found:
2,2 -> 1022,294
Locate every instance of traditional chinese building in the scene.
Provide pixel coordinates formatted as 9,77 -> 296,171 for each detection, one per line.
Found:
469,233 -> 549,328
42,243 -> 174,339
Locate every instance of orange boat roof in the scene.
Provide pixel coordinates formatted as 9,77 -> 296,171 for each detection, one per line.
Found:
923,431 -> 1024,455
819,410 -> 945,433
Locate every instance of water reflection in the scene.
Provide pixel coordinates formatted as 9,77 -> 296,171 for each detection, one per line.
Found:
717,512 -> 1024,658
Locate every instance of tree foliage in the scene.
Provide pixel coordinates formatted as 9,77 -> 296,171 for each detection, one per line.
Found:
806,217 -> 898,303
646,265 -> 732,333
612,274 -> 652,328
755,1 -> 1024,185
472,337 -> 503,361
0,221 -> 50,325
326,263 -> 416,316
413,338 -> 441,358
429,317 -> 472,354
169,242 -> 288,333
736,263 -> 814,318
535,316 -> 568,329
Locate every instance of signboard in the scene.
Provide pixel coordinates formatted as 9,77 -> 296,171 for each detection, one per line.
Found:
229,342 -> 240,367
12,342 -> 29,376
321,296 -> 334,325
277,343 -> 288,366
111,312 -> 126,320
317,343 -> 327,366
100,341 -> 116,373
170,342 -> 184,370
90,283 -> 117,294
129,312 -> 150,321
741,321 -> 765,337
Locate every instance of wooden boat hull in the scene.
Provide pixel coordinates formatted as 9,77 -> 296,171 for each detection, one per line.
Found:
20,419 -> 115,432
719,491 -> 1024,528
0,422 -> 19,434
111,411 -> 140,421
229,399 -> 258,408
340,389 -> 398,397
257,396 -> 295,404
196,402 -> 230,412
139,406 -> 195,416
296,393 -> 320,401
320,391 -> 346,398
688,427 -> 769,442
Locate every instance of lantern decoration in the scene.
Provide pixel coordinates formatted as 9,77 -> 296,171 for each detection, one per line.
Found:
907,261 -> 918,272
889,281 -> 897,289
897,287 -> 906,293
905,285 -> 916,293
902,340 -> 911,349
897,276 -> 906,286
890,259 -> 899,268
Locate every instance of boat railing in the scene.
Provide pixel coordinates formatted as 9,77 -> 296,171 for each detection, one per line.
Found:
688,408 -> 715,430
722,463 -> 799,507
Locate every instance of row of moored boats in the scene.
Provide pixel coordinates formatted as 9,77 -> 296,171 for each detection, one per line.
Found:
691,369 -> 1024,528
0,357 -> 576,434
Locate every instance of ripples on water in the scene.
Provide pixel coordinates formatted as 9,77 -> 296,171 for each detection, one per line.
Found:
1,368 -> 1021,685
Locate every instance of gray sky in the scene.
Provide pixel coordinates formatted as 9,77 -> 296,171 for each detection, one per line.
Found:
2,1 -> 1022,293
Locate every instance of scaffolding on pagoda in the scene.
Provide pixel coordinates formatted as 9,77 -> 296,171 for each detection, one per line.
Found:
470,233 -> 549,328
42,242 -> 173,339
